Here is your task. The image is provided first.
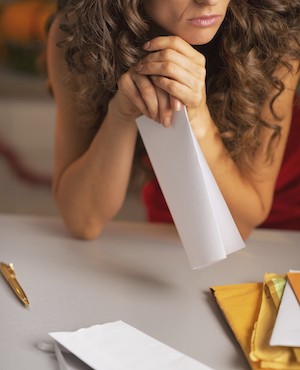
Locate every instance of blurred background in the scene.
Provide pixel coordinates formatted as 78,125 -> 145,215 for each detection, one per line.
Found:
0,0 -> 145,221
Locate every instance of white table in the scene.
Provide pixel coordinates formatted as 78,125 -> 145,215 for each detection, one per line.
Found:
0,214 -> 299,370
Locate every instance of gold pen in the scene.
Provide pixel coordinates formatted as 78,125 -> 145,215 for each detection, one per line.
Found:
0,262 -> 29,307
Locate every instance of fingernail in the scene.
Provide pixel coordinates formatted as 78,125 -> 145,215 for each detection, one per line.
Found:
143,41 -> 150,50
163,116 -> 171,127
174,100 -> 182,112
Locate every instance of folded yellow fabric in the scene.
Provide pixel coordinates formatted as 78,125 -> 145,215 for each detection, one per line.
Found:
211,277 -> 300,370
211,282 -> 263,370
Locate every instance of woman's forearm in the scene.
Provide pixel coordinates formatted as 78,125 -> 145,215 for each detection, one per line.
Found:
54,106 -> 138,240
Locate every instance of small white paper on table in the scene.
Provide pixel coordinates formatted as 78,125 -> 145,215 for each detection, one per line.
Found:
270,272 -> 300,347
50,321 -> 214,370
136,107 -> 245,269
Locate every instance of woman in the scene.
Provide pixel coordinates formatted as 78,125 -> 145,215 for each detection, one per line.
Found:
47,0 -> 300,240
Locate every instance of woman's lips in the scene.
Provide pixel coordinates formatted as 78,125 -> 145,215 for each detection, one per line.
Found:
188,15 -> 220,28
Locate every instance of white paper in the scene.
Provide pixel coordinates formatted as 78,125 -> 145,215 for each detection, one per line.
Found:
136,107 -> 245,269
270,278 -> 300,347
50,321 -> 214,370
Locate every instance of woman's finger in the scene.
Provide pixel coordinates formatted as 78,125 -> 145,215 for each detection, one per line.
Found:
139,48 -> 203,78
150,73 -> 205,108
170,96 -> 182,112
118,69 -> 161,120
117,72 -> 150,118
143,36 -> 203,61
155,86 -> 173,127
136,59 -> 201,90
130,70 -> 161,120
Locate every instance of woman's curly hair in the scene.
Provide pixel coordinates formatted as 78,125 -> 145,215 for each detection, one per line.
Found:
53,0 -> 300,166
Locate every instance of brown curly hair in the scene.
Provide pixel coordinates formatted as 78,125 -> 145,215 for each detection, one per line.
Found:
53,0 -> 300,166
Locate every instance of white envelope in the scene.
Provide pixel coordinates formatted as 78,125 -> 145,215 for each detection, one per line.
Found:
136,107 -> 245,269
270,273 -> 300,347
50,321 -> 214,370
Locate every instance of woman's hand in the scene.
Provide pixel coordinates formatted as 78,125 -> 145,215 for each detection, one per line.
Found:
135,35 -> 207,123
110,66 -> 174,127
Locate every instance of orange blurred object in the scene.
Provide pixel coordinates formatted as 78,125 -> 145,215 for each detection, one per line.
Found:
0,1 -> 56,43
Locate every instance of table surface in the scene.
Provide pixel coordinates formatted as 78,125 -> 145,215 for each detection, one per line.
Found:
0,214 -> 299,370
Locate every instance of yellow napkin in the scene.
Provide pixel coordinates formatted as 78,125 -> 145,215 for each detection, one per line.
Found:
211,282 -> 263,370
211,276 -> 300,370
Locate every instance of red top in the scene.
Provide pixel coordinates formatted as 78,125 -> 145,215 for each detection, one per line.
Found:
142,99 -> 300,230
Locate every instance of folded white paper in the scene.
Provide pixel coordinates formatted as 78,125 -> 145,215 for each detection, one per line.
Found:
136,107 -> 245,269
270,274 -> 300,347
50,321 -> 214,370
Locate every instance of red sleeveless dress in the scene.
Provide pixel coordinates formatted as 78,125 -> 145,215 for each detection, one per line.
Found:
142,100 -> 300,230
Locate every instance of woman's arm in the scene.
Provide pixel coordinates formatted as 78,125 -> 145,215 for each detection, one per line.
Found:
196,69 -> 299,238
136,36 -> 300,238
47,17 -> 180,239
48,18 -> 139,239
